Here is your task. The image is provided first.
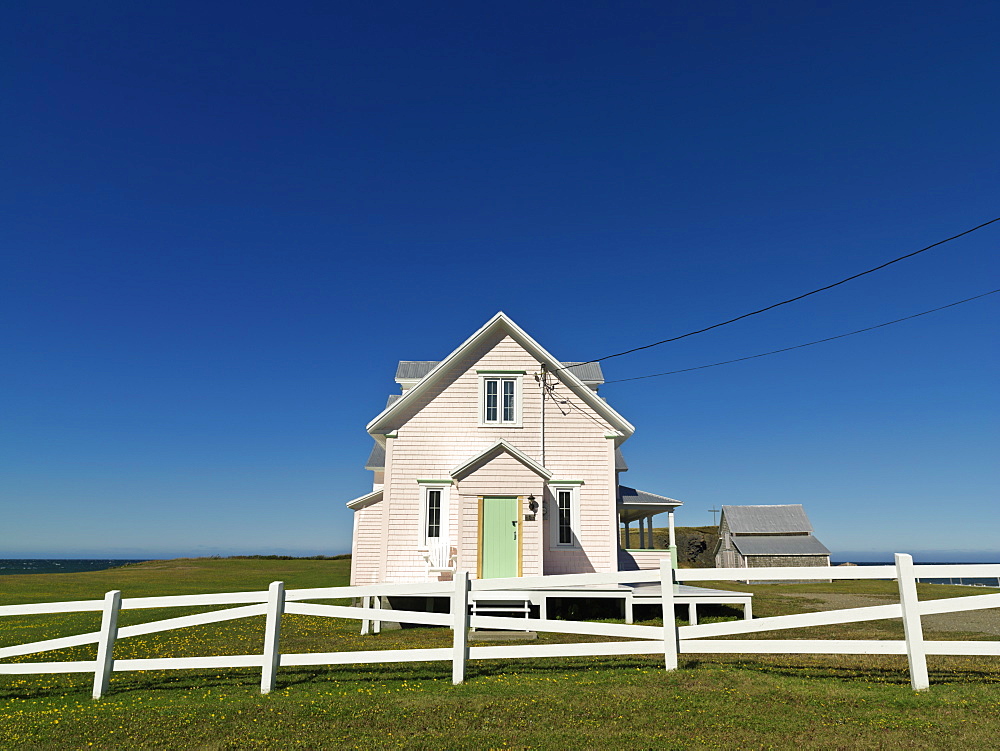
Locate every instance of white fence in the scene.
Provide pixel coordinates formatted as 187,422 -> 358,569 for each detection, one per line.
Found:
1,554 -> 998,698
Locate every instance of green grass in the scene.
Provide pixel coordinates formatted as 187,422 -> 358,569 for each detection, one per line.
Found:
2,559 -> 999,749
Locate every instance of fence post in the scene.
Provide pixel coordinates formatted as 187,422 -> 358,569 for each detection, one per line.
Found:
360,596 -> 371,636
92,589 -> 122,699
261,581 -> 285,695
451,571 -> 470,684
660,555 -> 678,671
895,553 -> 929,691
373,594 -> 382,634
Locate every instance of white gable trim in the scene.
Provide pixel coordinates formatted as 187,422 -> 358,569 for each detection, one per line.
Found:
365,312 -> 635,441
346,488 -> 383,510
450,439 -> 552,481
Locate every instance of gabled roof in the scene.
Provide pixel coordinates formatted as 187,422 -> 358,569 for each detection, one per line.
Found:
732,534 -> 830,556
366,312 -> 634,441
722,504 -> 814,534
346,488 -> 382,510
450,440 -> 552,480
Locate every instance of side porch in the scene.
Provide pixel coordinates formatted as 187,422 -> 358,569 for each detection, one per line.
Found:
617,485 -> 682,570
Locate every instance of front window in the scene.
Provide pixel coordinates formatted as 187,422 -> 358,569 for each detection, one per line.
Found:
550,485 -> 580,548
557,489 -> 573,544
426,489 -> 442,540
419,484 -> 449,547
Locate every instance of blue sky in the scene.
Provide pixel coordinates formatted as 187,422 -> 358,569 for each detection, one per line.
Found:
2,1 -> 997,561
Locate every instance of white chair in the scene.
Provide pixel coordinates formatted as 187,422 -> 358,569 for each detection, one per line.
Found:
422,539 -> 457,578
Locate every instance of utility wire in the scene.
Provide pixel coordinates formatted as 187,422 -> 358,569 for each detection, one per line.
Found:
555,215 -> 1000,371
602,288 -> 1000,384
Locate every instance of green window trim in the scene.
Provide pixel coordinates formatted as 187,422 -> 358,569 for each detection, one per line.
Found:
548,479 -> 585,485
476,369 -> 527,375
416,479 -> 451,485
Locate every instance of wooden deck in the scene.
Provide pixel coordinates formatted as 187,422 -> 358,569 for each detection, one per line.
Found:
464,582 -> 753,625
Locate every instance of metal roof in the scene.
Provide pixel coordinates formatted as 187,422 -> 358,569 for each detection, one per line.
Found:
722,504 -> 814,534
618,485 -> 681,506
614,447 -> 628,472
732,535 -> 830,556
385,394 -> 401,408
561,362 -> 604,383
364,442 -> 385,470
395,361 -> 439,380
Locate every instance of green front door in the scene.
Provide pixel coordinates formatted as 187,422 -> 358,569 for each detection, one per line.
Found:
481,496 -> 519,579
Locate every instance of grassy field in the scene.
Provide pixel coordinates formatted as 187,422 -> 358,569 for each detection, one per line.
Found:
2,559 -> 999,749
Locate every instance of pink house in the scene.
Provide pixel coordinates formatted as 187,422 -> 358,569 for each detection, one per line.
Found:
347,312 -> 681,585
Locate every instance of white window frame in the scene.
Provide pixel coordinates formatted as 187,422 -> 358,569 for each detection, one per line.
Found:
478,372 -> 523,428
549,485 -> 581,549
417,484 -> 450,549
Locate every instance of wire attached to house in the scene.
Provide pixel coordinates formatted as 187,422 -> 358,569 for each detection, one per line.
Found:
553,215 -> 1000,371
602,288 -> 1000,384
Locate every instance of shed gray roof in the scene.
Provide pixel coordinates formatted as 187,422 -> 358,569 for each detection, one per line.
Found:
365,442 -> 385,470
614,447 -> 628,472
385,394 -> 401,408
561,362 -> 604,384
732,535 -> 830,557
618,485 -> 681,506
722,504 -> 813,534
395,361 -> 439,380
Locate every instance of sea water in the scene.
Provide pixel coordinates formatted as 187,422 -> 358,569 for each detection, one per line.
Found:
833,561 -> 1000,588
0,559 -> 149,576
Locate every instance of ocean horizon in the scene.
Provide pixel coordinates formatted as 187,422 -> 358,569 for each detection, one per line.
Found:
0,559 -> 150,576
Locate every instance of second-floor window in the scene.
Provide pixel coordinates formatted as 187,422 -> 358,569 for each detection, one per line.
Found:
484,377 -> 516,423
477,370 -> 524,427
480,375 -> 521,425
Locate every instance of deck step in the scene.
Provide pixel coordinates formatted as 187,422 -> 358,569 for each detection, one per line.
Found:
470,598 -> 533,631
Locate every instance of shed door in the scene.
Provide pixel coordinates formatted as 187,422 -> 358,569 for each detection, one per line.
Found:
481,497 -> 519,579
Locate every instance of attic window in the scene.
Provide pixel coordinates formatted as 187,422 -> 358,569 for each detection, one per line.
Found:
479,372 -> 523,427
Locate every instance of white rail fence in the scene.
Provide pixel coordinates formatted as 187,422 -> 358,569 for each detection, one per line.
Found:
1,554 -> 998,698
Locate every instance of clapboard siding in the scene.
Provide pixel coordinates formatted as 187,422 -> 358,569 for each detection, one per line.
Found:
350,499 -> 384,586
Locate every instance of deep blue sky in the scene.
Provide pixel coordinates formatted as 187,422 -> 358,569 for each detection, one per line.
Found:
2,1 -> 997,560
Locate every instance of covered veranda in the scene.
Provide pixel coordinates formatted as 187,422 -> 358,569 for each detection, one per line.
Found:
618,485 -> 682,560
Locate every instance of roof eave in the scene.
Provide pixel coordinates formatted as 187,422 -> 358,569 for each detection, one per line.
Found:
346,489 -> 383,510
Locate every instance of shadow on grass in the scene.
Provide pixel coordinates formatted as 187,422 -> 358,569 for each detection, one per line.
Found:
4,649 -> 999,702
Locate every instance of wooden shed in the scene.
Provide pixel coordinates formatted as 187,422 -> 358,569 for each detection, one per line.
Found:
714,504 -> 830,569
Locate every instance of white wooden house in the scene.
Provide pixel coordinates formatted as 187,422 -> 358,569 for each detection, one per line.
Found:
713,504 -> 831,569
347,312 -> 682,584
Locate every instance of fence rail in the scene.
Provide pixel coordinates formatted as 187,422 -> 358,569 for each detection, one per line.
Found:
1,554 -> 997,697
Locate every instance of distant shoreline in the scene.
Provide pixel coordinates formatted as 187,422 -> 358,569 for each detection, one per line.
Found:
0,556 -> 352,575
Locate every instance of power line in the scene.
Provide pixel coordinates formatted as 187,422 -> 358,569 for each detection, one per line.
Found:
556,215 -> 1000,371
602,288 -> 999,384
